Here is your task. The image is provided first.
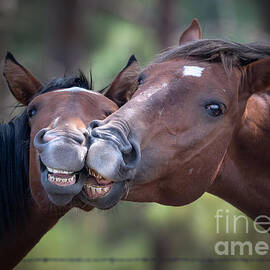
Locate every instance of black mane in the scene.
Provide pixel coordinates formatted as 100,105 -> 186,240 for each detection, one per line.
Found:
0,72 -> 90,236
38,71 -> 91,96
0,113 -> 30,236
155,39 -> 270,71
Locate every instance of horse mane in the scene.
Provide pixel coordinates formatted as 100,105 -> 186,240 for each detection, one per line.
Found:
155,39 -> 270,72
0,72 -> 91,236
0,113 -> 30,236
38,71 -> 91,96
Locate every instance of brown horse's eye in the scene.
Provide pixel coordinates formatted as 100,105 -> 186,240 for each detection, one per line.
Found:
138,74 -> 145,85
205,103 -> 225,117
27,107 -> 37,118
105,111 -> 113,117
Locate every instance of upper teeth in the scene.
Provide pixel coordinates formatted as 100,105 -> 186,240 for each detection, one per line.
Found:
47,167 -> 74,175
89,168 -> 103,179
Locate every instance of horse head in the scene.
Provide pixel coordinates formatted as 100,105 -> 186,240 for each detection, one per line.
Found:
87,19 -> 270,209
3,52 -> 140,211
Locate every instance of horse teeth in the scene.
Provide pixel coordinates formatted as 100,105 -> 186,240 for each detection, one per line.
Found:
84,183 -> 111,198
47,172 -> 76,186
47,167 -> 74,175
88,168 -> 105,180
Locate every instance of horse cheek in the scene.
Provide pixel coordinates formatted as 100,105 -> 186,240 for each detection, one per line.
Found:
29,146 -> 50,211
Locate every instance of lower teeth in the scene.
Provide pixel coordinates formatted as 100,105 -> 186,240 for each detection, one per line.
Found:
84,184 -> 111,198
48,174 -> 76,184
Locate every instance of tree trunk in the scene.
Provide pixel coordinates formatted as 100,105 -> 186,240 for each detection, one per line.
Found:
151,230 -> 173,270
43,0 -> 88,77
156,0 -> 176,49
260,0 -> 270,36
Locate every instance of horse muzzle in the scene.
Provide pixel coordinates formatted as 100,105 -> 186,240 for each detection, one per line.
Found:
34,128 -> 88,206
80,119 -> 141,209
88,120 -> 141,181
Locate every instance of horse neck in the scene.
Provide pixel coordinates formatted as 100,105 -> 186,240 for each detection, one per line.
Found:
208,93 -> 270,220
0,200 -> 61,270
0,114 -> 62,269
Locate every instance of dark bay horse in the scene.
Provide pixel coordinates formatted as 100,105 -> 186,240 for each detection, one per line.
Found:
0,53 -> 139,269
86,19 -> 270,223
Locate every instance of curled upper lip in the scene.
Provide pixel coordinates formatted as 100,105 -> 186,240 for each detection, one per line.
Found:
90,127 -> 133,154
45,130 -> 87,144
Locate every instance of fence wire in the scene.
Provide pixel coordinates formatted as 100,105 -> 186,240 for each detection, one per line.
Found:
22,257 -> 270,264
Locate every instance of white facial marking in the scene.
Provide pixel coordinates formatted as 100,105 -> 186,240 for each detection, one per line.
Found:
145,82 -> 168,98
183,66 -> 204,78
53,117 -> 60,128
124,82 -> 169,119
55,87 -> 100,95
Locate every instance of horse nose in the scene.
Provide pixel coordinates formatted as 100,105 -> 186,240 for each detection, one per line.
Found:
87,120 -> 141,181
88,120 -> 103,132
34,128 -> 49,152
34,128 -> 88,153
87,120 -> 107,144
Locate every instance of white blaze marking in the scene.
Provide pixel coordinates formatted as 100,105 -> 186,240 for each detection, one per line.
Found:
53,117 -> 60,128
145,82 -> 168,98
54,87 -> 100,95
183,66 -> 204,77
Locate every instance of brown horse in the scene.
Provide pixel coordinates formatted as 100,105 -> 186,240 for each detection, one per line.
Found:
0,53 -> 138,269
86,19 -> 270,223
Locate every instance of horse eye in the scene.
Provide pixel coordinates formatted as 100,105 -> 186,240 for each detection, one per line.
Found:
138,75 -> 144,85
205,103 -> 226,117
28,107 -> 37,118
105,111 -> 113,117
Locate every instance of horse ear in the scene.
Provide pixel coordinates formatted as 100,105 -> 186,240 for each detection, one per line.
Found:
179,19 -> 202,45
244,58 -> 270,94
105,55 -> 140,107
3,52 -> 43,105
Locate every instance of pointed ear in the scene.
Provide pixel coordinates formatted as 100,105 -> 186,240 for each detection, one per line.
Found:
179,19 -> 202,45
244,58 -> 270,94
105,55 -> 140,107
3,52 -> 43,105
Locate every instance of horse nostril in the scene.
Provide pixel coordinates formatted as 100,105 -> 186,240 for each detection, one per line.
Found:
34,128 -> 50,152
87,120 -> 105,143
72,133 -> 86,145
83,131 -> 89,141
122,140 -> 141,169
88,120 -> 102,131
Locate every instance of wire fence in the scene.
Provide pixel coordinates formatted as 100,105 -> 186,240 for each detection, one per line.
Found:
22,257 -> 270,264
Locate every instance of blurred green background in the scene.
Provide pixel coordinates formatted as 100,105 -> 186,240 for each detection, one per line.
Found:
1,0 -> 270,269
